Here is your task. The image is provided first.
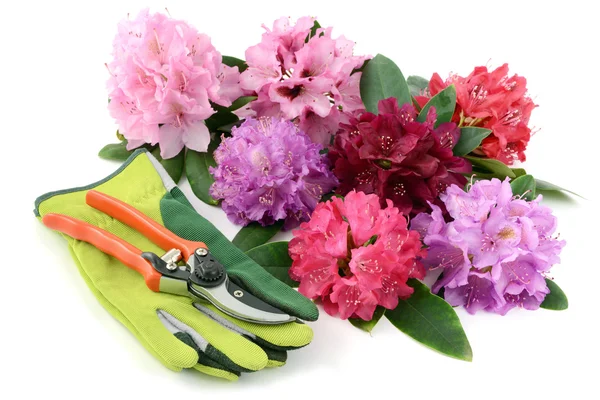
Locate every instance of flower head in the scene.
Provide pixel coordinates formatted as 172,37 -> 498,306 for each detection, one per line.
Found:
288,191 -> 426,320
414,178 -> 565,315
328,97 -> 471,218
422,64 -> 536,164
106,10 -> 242,158
239,16 -> 368,145
209,117 -> 337,228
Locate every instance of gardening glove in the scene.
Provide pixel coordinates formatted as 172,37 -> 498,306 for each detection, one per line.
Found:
34,149 -> 317,381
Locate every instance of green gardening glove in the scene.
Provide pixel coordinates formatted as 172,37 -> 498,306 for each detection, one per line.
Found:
35,149 -> 318,381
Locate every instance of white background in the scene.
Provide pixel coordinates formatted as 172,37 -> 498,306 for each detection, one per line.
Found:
2,0 -> 599,399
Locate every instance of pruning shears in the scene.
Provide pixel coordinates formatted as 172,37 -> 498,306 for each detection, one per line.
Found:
42,190 -> 294,325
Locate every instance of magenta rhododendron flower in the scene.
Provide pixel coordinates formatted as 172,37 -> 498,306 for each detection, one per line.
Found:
329,97 -> 471,219
412,178 -> 565,315
239,16 -> 368,145
209,117 -> 337,228
106,9 -> 242,158
422,64 -> 536,164
288,191 -> 426,320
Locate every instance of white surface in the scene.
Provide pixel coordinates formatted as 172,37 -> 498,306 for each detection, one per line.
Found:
2,0 -> 599,399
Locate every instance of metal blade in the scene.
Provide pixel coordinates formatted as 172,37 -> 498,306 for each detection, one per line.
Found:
189,277 -> 295,324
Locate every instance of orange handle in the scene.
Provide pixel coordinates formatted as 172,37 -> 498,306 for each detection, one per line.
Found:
86,190 -> 207,260
42,213 -> 162,292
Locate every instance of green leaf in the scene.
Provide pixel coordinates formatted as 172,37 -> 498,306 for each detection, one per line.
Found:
541,279 -> 568,310
185,139 -> 220,206
385,279 -> 473,361
351,58 -> 369,75
349,306 -> 385,333
229,96 -> 257,111
98,141 -> 134,161
510,174 -> 536,201
306,20 -> 322,42
221,56 -> 247,73
359,54 -> 411,113
232,221 -> 284,252
466,156 -> 516,179
536,179 -> 583,198
453,127 -> 492,157
205,104 -> 240,132
362,235 -> 378,247
320,192 -> 343,203
151,147 -> 184,183
245,242 -> 298,287
417,85 -> 456,127
511,168 -> 527,177
407,75 -> 429,97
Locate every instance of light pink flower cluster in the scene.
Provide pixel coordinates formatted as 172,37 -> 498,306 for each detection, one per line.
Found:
288,191 -> 426,320
107,10 -> 242,158
239,17 -> 368,145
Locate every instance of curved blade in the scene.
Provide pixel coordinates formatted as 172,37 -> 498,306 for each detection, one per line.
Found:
189,278 -> 295,324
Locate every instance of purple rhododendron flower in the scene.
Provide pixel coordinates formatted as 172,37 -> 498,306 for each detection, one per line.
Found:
412,178 -> 565,315
209,117 -> 337,228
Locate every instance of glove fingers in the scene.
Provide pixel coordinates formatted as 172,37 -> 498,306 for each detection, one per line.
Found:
193,303 -> 313,351
173,331 -> 240,381
161,304 -> 269,373
192,363 -> 239,381
72,249 -> 244,380
263,348 -> 287,367
67,245 -> 200,371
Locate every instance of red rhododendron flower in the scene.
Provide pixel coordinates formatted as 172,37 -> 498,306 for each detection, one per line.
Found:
426,64 -> 536,164
288,191 -> 426,320
328,98 -> 471,218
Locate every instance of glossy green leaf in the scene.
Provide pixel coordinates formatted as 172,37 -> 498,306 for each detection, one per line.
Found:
229,96 -> 257,111
510,174 -> 536,201
320,192 -> 343,203
306,20 -> 322,42
98,141 -> 134,161
232,221 -> 284,252
386,279 -> 472,361
453,127 -> 492,156
541,279 -> 568,310
349,306 -> 385,333
407,75 -> 429,97
512,168 -> 527,177
417,85 -> 456,127
359,54 -> 411,113
536,179 -> 583,198
205,104 -> 239,132
151,147 -> 184,183
221,56 -> 248,73
466,156 -> 516,179
245,241 -> 298,287
352,59 -> 369,75
185,140 -> 220,206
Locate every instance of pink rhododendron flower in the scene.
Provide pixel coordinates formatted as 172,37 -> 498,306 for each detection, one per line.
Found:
421,64 -> 536,164
288,191 -> 426,320
240,16 -> 369,145
106,9 -> 242,158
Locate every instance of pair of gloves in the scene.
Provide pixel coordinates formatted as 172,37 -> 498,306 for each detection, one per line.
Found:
35,150 -> 317,381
